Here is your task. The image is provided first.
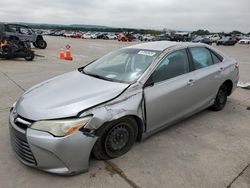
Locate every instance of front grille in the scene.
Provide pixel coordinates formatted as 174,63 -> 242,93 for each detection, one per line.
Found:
10,115 -> 37,166
11,132 -> 36,165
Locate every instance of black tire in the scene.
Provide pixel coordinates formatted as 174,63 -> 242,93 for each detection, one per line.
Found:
92,117 -> 138,160
210,85 -> 228,111
36,40 -> 47,49
33,42 -> 38,48
24,51 -> 35,61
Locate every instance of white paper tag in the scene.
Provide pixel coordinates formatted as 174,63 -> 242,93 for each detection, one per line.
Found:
138,50 -> 156,57
106,74 -> 117,78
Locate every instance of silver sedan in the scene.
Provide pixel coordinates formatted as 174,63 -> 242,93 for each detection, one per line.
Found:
9,41 -> 239,175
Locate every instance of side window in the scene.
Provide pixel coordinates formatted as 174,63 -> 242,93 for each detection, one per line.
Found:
190,47 -> 213,69
152,49 -> 190,83
211,52 -> 222,64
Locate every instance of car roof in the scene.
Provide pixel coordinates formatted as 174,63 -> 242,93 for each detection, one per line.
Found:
126,41 -> 195,52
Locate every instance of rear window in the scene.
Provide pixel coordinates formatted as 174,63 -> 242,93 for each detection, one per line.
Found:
190,47 -> 213,69
209,49 -> 223,63
211,52 -> 221,64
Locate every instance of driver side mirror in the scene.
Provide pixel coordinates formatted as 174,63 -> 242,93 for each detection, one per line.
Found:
144,76 -> 154,88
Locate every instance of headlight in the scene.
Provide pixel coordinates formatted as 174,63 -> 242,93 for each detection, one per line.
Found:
31,116 -> 92,137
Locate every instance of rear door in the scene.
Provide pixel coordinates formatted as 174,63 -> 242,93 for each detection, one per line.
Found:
188,47 -> 224,109
144,48 -> 197,132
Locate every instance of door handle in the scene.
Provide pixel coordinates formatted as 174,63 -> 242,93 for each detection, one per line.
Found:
187,79 -> 194,86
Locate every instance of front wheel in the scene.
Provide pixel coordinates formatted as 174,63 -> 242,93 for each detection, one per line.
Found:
92,117 -> 138,160
210,85 -> 227,111
24,51 -> 35,61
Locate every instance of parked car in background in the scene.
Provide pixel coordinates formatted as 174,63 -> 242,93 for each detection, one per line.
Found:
63,32 -> 74,37
9,41 -> 239,175
238,38 -> 250,44
172,32 -> 191,41
141,34 -> 154,41
117,33 -> 135,42
234,34 -> 245,41
216,37 -> 237,46
96,33 -> 108,39
209,34 -> 220,42
91,33 -> 98,39
192,36 -> 212,45
82,33 -> 92,39
71,32 -> 82,38
106,33 -> 117,40
51,30 -> 65,37
152,34 -> 171,41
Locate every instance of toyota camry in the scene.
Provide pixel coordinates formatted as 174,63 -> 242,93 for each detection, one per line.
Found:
9,41 -> 239,175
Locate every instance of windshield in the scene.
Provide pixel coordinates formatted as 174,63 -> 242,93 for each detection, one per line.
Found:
82,48 -> 160,83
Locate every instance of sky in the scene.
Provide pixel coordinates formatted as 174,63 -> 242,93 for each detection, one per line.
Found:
0,0 -> 249,33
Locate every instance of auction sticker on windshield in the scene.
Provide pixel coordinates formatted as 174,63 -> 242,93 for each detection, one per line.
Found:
138,50 -> 156,56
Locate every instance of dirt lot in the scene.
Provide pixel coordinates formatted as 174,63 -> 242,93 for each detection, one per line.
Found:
0,37 -> 250,188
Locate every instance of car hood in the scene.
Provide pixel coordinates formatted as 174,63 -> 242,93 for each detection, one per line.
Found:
16,71 -> 129,121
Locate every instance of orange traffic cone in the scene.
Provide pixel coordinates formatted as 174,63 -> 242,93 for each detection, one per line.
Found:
65,49 -> 73,61
59,48 -> 65,60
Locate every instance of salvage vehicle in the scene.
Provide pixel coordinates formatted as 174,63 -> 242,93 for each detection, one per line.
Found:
216,37 -> 237,46
3,23 -> 47,49
0,38 -> 34,61
9,41 -> 239,175
0,27 -> 34,61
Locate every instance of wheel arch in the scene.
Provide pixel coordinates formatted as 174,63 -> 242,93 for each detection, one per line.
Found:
127,115 -> 144,141
36,35 -> 44,41
94,114 -> 144,142
223,79 -> 233,96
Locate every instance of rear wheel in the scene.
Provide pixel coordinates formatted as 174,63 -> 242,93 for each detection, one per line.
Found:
92,117 -> 138,160
210,85 -> 227,111
36,40 -> 47,49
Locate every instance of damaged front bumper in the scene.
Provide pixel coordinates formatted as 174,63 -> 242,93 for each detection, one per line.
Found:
9,111 -> 97,175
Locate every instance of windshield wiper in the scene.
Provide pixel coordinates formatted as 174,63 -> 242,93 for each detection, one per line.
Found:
81,69 -> 116,82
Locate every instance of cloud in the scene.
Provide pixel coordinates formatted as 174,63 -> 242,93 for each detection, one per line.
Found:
0,0 -> 249,32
